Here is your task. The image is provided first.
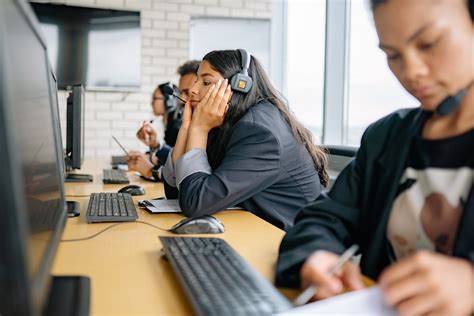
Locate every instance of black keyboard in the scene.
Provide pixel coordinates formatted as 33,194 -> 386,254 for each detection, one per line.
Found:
111,155 -> 128,165
159,236 -> 293,316
86,193 -> 138,223
102,169 -> 130,184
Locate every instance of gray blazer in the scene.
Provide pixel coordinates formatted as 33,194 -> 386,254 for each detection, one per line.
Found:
163,101 -> 322,231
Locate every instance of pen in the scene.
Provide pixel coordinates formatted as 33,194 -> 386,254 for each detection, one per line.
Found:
293,244 -> 360,307
112,135 -> 129,157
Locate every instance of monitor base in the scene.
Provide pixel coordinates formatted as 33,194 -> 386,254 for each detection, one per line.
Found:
67,201 -> 80,217
65,173 -> 93,182
44,276 -> 91,316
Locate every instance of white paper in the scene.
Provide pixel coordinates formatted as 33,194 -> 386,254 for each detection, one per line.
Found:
116,164 -> 129,171
139,199 -> 243,214
141,199 -> 182,213
277,286 -> 397,316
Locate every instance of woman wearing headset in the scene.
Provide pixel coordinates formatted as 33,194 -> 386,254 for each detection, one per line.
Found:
277,0 -> 473,314
127,82 -> 179,180
162,49 -> 328,231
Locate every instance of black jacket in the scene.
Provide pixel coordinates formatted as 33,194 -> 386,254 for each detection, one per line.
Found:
164,109 -> 181,147
276,108 -> 474,288
165,101 -> 322,231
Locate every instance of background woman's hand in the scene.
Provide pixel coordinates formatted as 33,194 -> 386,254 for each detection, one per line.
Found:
380,251 -> 474,316
190,79 -> 232,132
127,153 -> 153,178
136,121 -> 159,149
300,250 -> 364,301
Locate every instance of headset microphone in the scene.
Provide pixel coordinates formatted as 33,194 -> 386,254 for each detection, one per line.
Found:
161,84 -> 187,104
435,81 -> 472,116
435,89 -> 466,116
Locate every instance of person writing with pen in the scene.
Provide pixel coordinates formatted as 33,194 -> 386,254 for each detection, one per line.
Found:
277,0 -> 474,314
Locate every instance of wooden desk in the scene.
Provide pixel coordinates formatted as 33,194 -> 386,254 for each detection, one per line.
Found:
54,159 -> 295,315
64,160 -> 164,198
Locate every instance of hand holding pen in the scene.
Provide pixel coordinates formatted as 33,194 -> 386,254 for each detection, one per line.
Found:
136,121 -> 159,149
294,244 -> 362,306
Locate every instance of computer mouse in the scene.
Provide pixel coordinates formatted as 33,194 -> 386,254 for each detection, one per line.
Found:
118,184 -> 145,196
170,215 -> 225,234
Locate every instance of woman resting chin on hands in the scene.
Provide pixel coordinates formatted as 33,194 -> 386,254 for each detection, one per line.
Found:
162,49 -> 327,230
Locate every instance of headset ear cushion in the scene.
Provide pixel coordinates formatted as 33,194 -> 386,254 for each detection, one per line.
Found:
165,96 -> 176,112
230,73 -> 252,94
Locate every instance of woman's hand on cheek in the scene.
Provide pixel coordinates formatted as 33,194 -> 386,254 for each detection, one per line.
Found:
191,79 -> 232,132
181,99 -> 193,130
379,251 -> 474,316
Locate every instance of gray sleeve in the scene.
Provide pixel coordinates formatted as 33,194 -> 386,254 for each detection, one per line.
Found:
162,148 -> 177,187
175,148 -> 212,190
178,121 -> 281,217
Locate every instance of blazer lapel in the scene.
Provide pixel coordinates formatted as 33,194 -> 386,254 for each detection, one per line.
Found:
453,186 -> 474,259
363,109 -> 428,277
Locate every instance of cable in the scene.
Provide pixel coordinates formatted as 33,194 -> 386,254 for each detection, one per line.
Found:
60,220 -> 170,242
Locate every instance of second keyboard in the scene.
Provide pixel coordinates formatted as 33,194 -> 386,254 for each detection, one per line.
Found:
86,192 -> 138,223
103,169 -> 130,184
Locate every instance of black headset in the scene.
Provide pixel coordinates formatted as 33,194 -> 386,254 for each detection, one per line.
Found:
435,80 -> 472,116
230,49 -> 253,94
158,82 -> 178,113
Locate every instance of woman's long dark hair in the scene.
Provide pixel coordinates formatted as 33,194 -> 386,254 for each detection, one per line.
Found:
203,50 -> 329,187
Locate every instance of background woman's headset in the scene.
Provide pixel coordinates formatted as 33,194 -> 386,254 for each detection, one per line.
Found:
230,49 -> 253,94
158,82 -> 179,113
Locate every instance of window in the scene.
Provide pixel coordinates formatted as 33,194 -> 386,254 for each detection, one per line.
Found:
190,18 -> 271,72
345,0 -> 417,145
286,0 -> 326,143
87,28 -> 141,89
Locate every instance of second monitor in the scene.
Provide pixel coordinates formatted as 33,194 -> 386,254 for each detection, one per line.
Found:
65,84 -> 93,182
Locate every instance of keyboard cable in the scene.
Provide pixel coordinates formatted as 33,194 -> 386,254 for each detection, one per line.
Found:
61,220 -> 170,242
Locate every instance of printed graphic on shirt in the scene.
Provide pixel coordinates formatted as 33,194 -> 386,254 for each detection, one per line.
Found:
387,167 -> 472,259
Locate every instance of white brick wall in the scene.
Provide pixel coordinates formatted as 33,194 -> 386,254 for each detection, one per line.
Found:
32,0 -> 271,158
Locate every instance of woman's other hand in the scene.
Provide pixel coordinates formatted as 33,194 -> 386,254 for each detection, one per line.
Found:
181,99 -> 193,130
380,251 -> 474,316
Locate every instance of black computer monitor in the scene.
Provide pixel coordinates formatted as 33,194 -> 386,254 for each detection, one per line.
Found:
66,84 -> 85,170
65,84 -> 92,182
0,1 -> 88,315
48,61 -> 81,216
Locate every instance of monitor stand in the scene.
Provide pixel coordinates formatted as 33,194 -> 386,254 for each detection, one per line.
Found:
44,275 -> 91,316
65,173 -> 93,182
67,201 -> 81,217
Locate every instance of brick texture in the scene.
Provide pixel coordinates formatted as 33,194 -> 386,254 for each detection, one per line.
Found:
32,0 -> 271,158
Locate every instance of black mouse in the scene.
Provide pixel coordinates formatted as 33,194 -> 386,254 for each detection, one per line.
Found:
118,184 -> 145,196
170,215 -> 225,234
